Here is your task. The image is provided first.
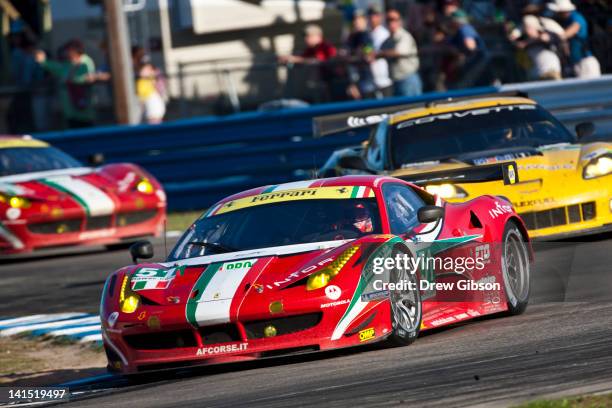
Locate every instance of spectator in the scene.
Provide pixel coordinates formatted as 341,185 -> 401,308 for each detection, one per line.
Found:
345,11 -> 376,99
367,6 -> 392,97
446,10 -> 491,88
136,63 -> 167,124
35,40 -> 96,129
6,29 -> 43,133
278,25 -> 340,100
510,15 -> 564,80
378,9 -> 422,97
547,0 -> 601,78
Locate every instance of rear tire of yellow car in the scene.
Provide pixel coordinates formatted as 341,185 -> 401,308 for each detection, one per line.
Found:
502,221 -> 531,316
387,246 -> 422,346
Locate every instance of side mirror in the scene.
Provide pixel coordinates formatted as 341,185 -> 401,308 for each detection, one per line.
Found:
89,153 -> 105,166
130,240 -> 154,264
575,122 -> 595,140
417,205 -> 445,224
337,155 -> 375,173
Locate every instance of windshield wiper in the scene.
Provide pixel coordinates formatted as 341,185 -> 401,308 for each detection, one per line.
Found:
188,241 -> 237,254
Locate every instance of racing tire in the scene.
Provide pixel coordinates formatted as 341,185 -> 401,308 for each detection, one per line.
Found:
501,221 -> 530,315
386,246 -> 422,346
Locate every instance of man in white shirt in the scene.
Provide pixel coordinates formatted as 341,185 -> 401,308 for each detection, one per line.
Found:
367,6 -> 392,96
378,9 -> 422,97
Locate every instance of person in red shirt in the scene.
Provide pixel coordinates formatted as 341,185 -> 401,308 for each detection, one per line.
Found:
279,25 -> 343,101
280,25 -> 336,65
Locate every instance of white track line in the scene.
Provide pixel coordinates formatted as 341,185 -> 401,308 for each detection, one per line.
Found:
48,324 -> 102,336
0,316 -> 100,336
0,313 -> 87,327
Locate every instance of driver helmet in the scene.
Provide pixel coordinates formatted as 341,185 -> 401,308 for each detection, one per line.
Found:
350,203 -> 373,233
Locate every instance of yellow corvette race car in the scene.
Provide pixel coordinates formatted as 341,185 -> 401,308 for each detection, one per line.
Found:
317,93 -> 612,239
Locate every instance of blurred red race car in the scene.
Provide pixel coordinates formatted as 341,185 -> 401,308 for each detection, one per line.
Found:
101,164 -> 532,375
0,136 -> 166,254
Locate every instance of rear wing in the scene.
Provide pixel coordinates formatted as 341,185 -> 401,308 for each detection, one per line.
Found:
312,91 -> 529,138
398,162 -> 519,186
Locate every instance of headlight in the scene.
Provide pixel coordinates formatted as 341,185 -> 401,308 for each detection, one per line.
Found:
425,184 -> 468,199
0,193 -> 31,208
307,270 -> 331,290
121,295 -> 140,314
136,179 -> 154,194
583,155 -> 612,179
119,275 -> 140,313
306,245 -> 359,291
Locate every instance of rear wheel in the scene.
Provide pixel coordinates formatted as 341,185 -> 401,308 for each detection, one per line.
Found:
501,221 -> 530,315
387,248 -> 422,346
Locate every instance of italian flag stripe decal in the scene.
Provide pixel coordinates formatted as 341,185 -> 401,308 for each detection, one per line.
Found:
42,179 -> 91,215
40,176 -> 115,217
350,186 -> 373,198
185,263 -> 222,327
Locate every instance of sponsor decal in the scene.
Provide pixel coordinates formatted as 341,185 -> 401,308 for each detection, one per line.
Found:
321,299 -> 350,309
473,152 -> 532,165
117,172 -> 136,193
325,285 -> 342,300
361,289 -> 389,302
513,197 -> 555,208
131,266 -> 182,290
488,201 -> 513,219
358,327 -> 376,342
430,316 -> 456,327
265,257 -> 334,290
474,244 -> 490,263
347,114 -> 388,128
396,104 -> 536,130
210,186 -> 375,216
196,342 -> 248,356
507,164 -> 516,184
107,312 -> 119,328
518,164 -> 573,171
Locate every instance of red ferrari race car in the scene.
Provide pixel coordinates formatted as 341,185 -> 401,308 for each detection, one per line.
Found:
0,136 -> 166,255
101,165 -> 532,374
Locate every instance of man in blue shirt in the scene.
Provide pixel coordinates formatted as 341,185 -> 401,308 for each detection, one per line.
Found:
547,0 -> 601,78
447,10 -> 491,88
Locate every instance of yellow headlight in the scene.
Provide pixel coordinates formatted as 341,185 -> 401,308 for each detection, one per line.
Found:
121,294 -> 140,314
425,184 -> 467,199
119,275 -> 140,313
136,179 -> 154,194
306,245 -> 360,291
8,196 -> 30,208
307,270 -> 331,291
584,156 -> 612,179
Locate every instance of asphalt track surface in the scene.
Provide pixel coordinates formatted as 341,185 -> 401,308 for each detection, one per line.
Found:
2,234 -> 612,407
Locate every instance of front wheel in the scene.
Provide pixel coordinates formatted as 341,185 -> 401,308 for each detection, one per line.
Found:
387,248 -> 422,346
501,221 -> 531,315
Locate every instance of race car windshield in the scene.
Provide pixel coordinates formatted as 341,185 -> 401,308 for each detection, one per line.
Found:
168,198 -> 382,261
0,147 -> 82,177
389,104 -> 575,168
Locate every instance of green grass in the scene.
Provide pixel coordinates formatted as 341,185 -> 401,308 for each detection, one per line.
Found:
166,210 -> 205,232
515,393 -> 612,408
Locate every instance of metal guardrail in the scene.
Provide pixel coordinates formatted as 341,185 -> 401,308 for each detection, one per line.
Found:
35,76 -> 612,211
